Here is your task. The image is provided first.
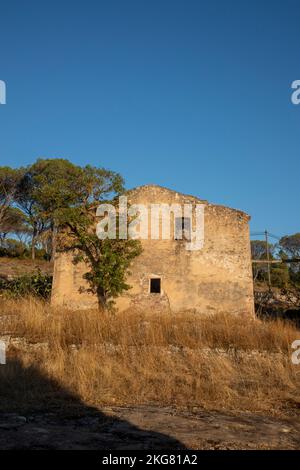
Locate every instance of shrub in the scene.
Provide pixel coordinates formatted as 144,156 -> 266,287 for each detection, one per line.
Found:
0,270 -> 52,299
0,239 -> 29,258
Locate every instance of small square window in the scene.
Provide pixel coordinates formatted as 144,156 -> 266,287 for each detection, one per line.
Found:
150,278 -> 161,294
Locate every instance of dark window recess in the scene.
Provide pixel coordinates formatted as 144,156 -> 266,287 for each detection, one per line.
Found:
150,278 -> 161,294
175,217 -> 191,240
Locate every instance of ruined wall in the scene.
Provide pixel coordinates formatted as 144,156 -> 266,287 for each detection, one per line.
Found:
51,185 -> 254,315
51,251 -> 98,309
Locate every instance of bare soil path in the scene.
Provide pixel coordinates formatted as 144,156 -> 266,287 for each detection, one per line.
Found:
0,406 -> 299,450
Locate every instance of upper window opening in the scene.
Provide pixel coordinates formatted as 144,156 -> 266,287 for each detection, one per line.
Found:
175,217 -> 191,240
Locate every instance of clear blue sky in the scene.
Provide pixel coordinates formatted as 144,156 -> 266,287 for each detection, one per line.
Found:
0,0 -> 299,237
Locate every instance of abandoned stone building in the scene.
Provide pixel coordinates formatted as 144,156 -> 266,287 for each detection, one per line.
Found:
51,185 -> 254,315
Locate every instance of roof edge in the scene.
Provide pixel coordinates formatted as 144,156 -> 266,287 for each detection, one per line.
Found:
125,184 -> 251,221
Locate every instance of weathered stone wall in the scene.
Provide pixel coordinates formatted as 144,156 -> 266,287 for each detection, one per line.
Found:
51,185 -> 254,315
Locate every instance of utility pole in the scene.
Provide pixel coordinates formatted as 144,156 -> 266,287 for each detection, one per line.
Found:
265,230 -> 271,289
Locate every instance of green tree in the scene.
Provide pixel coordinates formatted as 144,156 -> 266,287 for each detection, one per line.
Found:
56,167 -> 141,310
6,158 -> 141,308
16,170 -> 46,260
251,239 -> 293,287
17,158 -> 82,260
0,238 -> 29,258
280,233 -> 300,259
251,239 -> 273,282
251,240 -> 268,260
279,233 -> 300,285
270,264 -> 290,288
66,221 -> 141,310
0,207 -> 30,246
26,158 -> 83,261
0,167 -> 24,227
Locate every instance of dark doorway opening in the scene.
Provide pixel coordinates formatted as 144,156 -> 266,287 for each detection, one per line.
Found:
150,278 -> 161,294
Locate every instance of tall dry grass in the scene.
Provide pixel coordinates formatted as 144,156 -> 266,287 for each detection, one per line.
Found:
1,297 -> 300,415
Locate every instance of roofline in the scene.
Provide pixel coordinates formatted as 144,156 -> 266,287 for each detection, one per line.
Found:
125,184 -> 251,221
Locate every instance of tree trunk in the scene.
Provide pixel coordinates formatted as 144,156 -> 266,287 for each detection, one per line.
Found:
31,224 -> 37,260
97,286 -> 107,312
0,201 -> 10,226
50,223 -> 58,263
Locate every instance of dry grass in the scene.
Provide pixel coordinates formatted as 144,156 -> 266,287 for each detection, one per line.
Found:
1,297 -> 300,416
0,257 -> 53,278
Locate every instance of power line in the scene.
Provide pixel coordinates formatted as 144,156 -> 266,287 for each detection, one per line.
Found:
250,230 -> 300,289
251,231 -> 281,241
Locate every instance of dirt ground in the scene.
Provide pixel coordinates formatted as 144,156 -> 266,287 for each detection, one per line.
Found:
0,405 -> 299,450
0,258 -> 53,278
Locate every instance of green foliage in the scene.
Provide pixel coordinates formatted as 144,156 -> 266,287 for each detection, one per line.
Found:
23,158 -> 82,217
251,240 -> 269,260
0,206 -> 29,236
251,239 -> 275,283
16,159 -> 83,260
252,235 -> 300,290
0,167 -> 25,226
55,169 -> 142,309
0,240 -> 49,260
270,264 -> 290,288
290,270 -> 300,287
0,238 -> 29,258
72,231 -> 142,309
20,159 -> 124,224
1,158 -> 141,306
0,270 -> 53,299
16,159 -> 125,261
279,234 -> 300,284
280,233 -> 300,258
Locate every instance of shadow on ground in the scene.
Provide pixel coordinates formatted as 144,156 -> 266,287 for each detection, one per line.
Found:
1,355 -> 300,450
0,356 -> 186,450
256,305 -> 300,327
